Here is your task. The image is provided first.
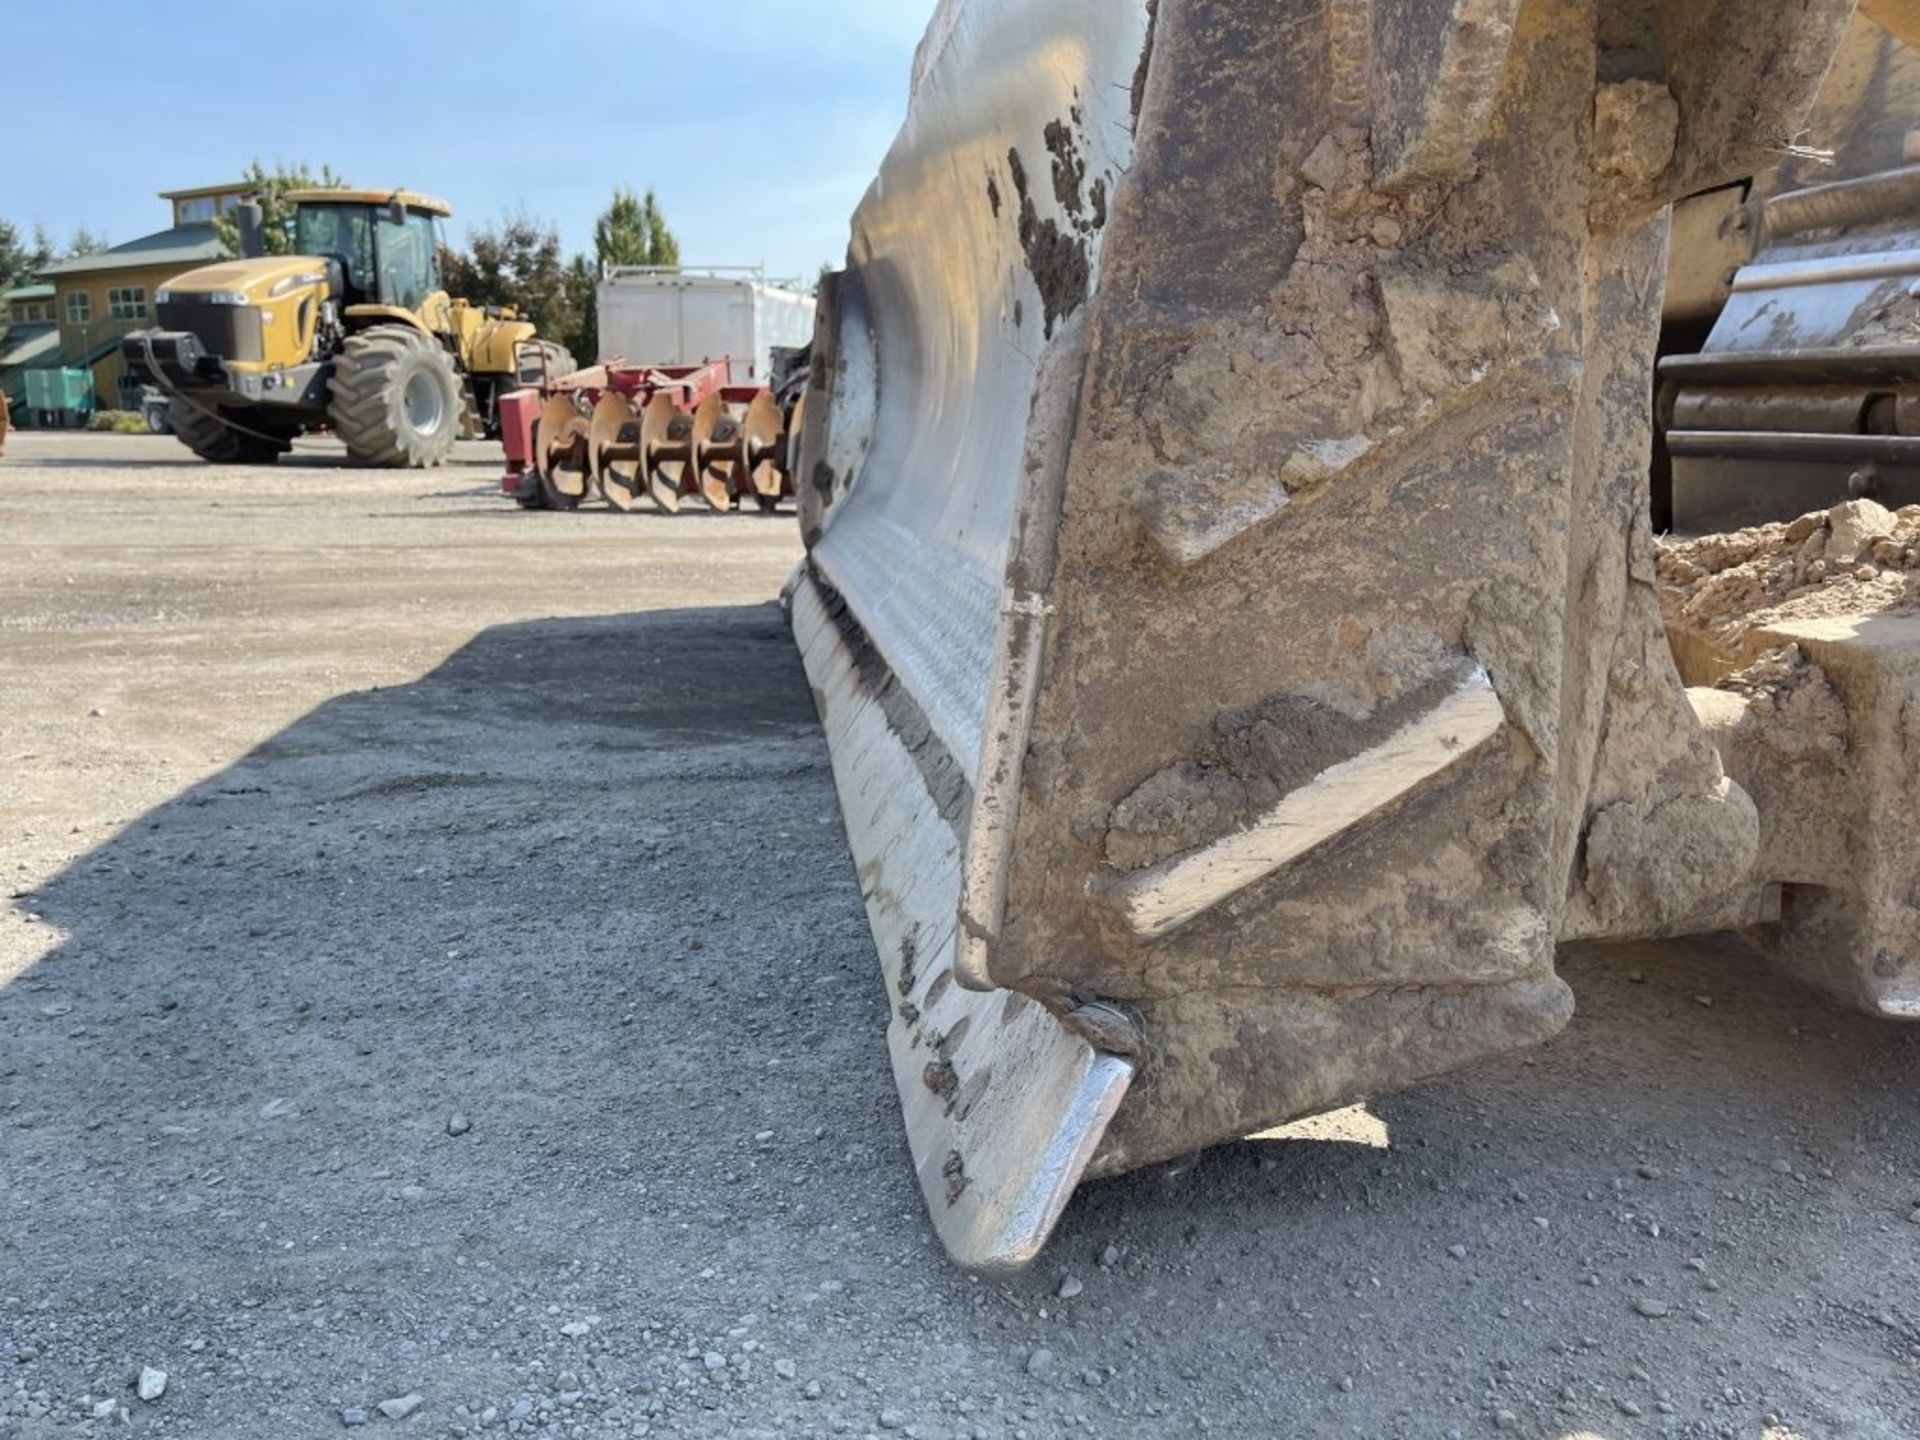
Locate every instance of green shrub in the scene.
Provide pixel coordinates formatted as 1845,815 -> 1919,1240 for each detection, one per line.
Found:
87,410 -> 149,434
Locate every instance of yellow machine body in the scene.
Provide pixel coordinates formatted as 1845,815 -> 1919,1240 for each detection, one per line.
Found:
151,256 -> 334,374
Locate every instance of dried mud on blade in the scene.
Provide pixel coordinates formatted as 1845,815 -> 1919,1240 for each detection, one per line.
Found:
790,0 -> 1856,1268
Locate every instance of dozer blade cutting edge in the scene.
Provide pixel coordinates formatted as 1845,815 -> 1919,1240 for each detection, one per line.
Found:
789,0 -> 1862,1269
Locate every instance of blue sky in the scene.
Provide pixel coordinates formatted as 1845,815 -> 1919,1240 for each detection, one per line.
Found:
0,1 -> 928,282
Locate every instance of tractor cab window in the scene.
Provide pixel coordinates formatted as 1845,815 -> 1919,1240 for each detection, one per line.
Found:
294,204 -> 375,305
376,209 -> 438,311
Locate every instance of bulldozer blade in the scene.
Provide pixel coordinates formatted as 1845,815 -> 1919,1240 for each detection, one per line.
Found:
587,393 -> 644,512
791,578 -> 1132,1270
793,0 -> 1853,1267
638,393 -> 689,514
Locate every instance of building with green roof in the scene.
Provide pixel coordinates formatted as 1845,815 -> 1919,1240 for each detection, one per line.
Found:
26,184 -> 243,411
1,285 -> 61,414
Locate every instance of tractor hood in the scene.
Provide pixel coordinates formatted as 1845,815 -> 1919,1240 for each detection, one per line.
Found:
156,256 -> 331,306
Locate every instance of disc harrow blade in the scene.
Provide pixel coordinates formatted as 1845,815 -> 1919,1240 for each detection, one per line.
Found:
639,392 -> 692,514
691,394 -> 743,512
535,393 -> 593,507
742,391 -> 788,501
587,393 -> 645,512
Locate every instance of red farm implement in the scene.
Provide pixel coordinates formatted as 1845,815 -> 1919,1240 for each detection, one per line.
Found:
498,358 -> 801,514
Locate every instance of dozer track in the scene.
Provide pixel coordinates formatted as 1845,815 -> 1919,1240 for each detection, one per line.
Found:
790,0 -> 1875,1270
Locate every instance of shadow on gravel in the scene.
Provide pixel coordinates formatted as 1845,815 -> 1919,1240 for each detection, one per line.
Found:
4,605 -> 1920,1437
0,603 -> 901,1308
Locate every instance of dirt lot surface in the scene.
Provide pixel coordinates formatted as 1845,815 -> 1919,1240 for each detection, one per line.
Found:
2,433 -> 1917,1440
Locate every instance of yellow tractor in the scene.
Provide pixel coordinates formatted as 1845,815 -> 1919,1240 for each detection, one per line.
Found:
124,189 -> 573,466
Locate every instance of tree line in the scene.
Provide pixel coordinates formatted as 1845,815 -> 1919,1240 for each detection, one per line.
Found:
0,222 -> 109,293
442,187 -> 679,364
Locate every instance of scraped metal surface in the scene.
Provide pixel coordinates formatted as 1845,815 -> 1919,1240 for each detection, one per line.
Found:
807,0 -> 1150,785
790,573 -> 1131,1271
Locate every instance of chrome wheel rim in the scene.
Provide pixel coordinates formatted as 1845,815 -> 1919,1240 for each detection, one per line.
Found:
404,370 -> 446,435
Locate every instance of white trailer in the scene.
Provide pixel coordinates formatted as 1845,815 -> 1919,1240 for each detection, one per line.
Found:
595,266 -> 816,381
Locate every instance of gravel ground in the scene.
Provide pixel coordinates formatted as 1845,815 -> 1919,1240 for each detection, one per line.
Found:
1,432 -> 1917,1440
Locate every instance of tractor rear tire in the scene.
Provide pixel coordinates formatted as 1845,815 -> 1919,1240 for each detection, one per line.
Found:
167,400 -> 293,464
327,325 -> 461,468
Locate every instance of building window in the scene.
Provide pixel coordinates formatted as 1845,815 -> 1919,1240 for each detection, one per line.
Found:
108,286 -> 148,321
10,301 -> 51,324
65,291 -> 90,324
177,194 -> 241,225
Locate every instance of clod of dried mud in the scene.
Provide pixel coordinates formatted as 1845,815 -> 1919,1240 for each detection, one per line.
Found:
1659,498 -> 1920,676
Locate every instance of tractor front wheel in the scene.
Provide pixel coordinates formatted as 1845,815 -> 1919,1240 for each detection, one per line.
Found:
327,326 -> 461,468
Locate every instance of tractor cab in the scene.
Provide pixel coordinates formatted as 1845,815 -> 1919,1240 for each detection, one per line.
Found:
284,189 -> 449,313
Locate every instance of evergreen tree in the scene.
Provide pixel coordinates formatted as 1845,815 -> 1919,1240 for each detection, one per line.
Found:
592,187 -> 680,270
212,160 -> 350,256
